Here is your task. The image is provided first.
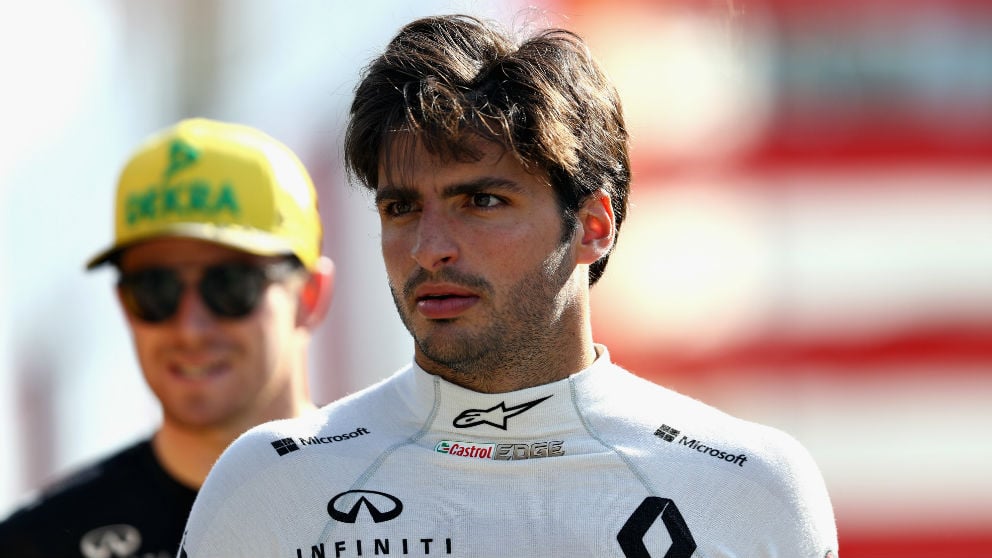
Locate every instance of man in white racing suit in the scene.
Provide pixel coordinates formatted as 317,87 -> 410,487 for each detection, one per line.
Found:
179,14 -> 838,558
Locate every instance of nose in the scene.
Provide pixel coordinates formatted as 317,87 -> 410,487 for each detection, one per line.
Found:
410,205 -> 459,271
172,281 -> 214,341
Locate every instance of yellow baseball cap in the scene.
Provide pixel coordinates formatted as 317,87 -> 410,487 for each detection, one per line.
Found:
86,118 -> 322,270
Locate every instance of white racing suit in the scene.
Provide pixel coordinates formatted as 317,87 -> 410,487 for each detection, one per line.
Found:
179,346 -> 838,558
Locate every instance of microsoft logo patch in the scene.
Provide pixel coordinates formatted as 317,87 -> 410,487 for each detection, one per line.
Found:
271,437 -> 300,456
654,424 -> 680,442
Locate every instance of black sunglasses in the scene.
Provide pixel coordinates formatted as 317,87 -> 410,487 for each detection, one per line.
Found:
117,259 -> 303,323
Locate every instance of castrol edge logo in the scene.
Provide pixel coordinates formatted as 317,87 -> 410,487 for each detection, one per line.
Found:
436,440 -> 496,459
435,440 -> 564,460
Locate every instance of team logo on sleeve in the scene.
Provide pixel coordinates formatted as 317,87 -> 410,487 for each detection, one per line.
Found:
618,497 -> 696,558
453,395 -> 551,429
655,424 -> 748,467
271,427 -> 370,456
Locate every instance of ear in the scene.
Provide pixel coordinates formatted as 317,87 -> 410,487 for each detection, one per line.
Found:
575,189 -> 615,265
298,256 -> 335,329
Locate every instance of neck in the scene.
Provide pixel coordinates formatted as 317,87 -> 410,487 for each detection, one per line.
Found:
153,381 -> 317,489
418,295 -> 598,394
151,424 -> 235,490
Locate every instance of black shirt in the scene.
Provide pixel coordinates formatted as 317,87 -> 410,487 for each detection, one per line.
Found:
0,439 -> 197,558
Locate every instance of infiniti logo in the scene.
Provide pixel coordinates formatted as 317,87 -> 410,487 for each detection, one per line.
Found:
327,490 -> 403,523
453,395 -> 552,429
79,524 -> 141,558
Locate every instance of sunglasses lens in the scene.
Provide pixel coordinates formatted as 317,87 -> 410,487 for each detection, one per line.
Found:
118,269 -> 183,323
199,263 -> 267,318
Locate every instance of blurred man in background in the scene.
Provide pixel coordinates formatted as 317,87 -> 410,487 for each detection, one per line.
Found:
178,15 -> 836,557
0,118 -> 334,558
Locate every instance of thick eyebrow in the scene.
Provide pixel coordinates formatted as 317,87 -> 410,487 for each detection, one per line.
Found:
374,184 -> 418,206
442,176 -> 524,198
375,176 -> 524,205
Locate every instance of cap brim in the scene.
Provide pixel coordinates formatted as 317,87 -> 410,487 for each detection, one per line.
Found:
85,223 -> 298,270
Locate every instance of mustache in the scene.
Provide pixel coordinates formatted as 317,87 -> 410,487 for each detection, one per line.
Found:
403,267 -> 493,299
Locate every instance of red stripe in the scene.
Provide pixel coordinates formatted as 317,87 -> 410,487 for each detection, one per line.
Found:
600,325 -> 992,377
841,531 -> 992,558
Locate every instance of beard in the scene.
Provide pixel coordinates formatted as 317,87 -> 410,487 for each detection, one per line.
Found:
388,241 -> 577,381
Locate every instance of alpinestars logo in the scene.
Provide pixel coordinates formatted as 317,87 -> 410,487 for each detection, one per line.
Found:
453,395 -> 552,429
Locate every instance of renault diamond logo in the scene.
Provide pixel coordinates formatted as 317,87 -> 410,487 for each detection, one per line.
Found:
453,395 -> 552,430
327,490 -> 403,523
617,497 -> 696,558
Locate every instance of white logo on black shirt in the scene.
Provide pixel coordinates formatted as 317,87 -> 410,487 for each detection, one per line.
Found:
79,524 -> 141,558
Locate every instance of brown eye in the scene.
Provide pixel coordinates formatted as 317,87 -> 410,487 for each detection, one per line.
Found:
471,193 -> 502,208
382,200 -> 415,217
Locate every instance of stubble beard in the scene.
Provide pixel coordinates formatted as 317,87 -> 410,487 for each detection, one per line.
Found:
389,241 -> 576,386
